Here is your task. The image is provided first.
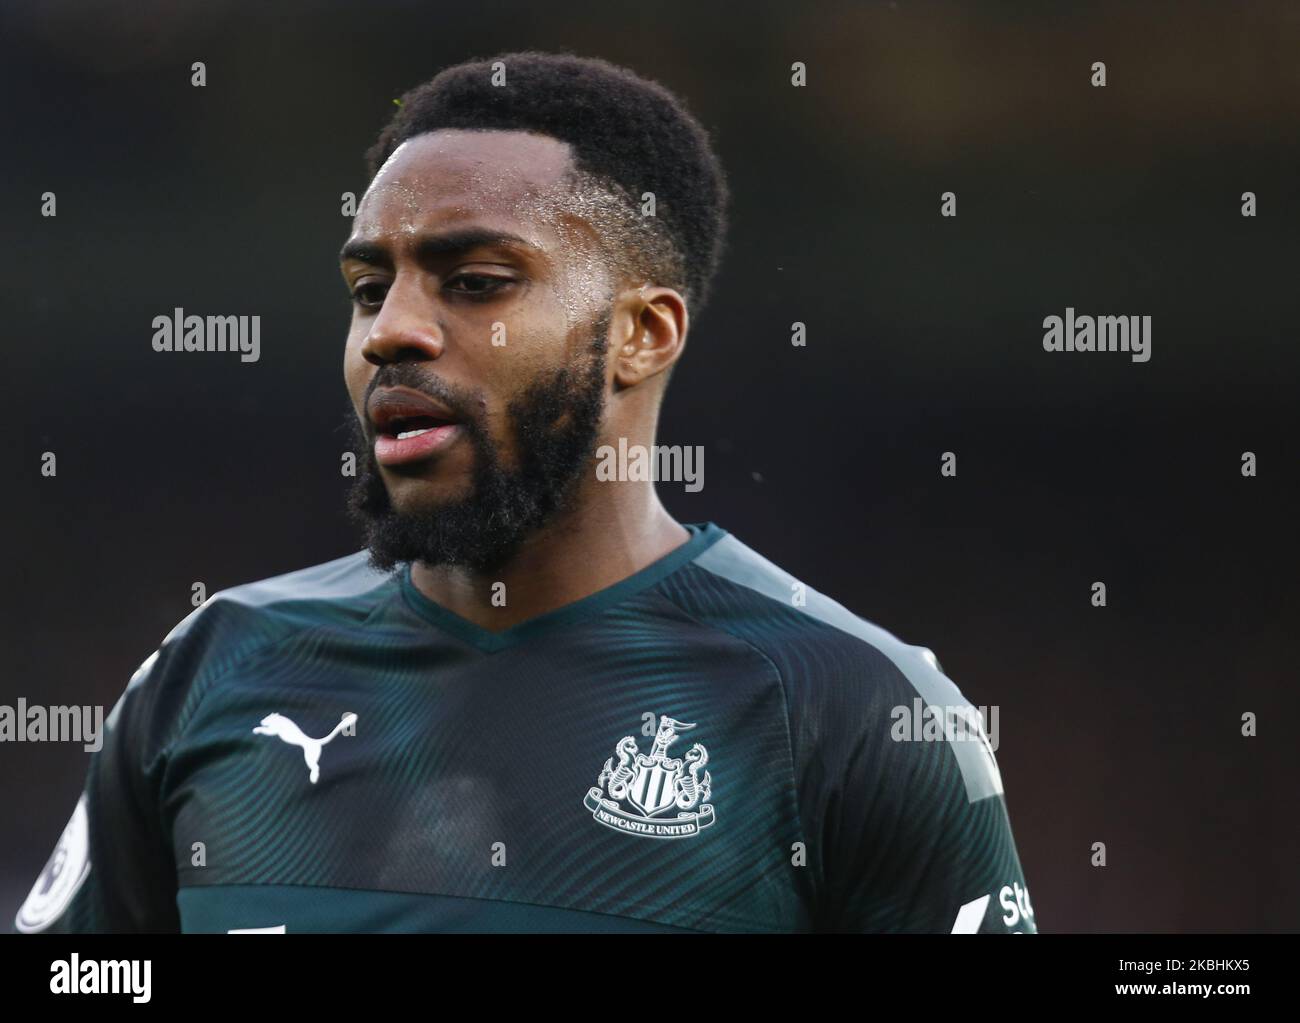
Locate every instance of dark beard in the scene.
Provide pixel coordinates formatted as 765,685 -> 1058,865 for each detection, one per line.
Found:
344,310 -> 610,575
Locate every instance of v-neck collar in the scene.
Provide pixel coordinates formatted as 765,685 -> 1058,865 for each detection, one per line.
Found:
397,522 -> 726,653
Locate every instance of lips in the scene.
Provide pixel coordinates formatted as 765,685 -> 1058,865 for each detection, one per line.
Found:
367,386 -> 465,467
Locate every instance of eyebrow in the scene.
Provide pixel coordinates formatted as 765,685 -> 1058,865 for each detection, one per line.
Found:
338,228 -> 541,266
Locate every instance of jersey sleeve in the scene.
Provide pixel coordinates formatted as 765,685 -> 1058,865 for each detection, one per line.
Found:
14,647 -> 183,933
816,650 -> 1038,934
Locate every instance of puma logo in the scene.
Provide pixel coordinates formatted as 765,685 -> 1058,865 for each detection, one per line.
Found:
253,712 -> 356,784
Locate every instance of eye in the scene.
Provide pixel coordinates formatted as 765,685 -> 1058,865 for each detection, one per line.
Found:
445,273 -> 511,298
350,281 -> 388,309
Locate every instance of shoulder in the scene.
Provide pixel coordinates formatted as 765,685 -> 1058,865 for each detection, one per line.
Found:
174,548 -> 395,637
664,528 -> 1003,804
178,546 -> 391,632
148,549 -> 393,670
109,551 -> 396,744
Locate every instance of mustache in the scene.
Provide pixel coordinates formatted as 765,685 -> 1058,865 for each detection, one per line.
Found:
361,364 -> 485,434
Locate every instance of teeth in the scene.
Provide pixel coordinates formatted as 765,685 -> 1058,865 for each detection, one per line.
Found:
396,427 -> 435,440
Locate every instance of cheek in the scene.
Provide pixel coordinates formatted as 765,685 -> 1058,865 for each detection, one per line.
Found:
342,332 -> 370,416
497,313 -> 582,374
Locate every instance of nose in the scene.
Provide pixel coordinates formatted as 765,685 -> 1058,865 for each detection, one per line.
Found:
359,274 -> 446,366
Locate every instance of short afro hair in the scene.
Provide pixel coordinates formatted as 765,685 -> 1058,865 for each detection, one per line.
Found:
365,51 -> 729,316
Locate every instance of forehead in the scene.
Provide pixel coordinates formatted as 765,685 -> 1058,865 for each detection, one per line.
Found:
354,129 -> 583,246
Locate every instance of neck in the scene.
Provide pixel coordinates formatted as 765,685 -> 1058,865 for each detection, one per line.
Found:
408,480 -> 689,632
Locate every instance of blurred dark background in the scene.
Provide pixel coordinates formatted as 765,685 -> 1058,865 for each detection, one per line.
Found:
1,0 -> 1296,932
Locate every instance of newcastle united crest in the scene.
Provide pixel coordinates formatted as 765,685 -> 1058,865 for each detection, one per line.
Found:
584,715 -> 715,839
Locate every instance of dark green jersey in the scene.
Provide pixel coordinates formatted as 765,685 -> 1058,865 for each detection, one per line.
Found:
15,522 -> 1036,933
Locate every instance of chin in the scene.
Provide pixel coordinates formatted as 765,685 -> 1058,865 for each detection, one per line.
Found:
382,475 -> 473,513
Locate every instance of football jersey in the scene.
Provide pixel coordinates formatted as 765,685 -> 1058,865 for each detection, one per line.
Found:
14,522 -> 1037,933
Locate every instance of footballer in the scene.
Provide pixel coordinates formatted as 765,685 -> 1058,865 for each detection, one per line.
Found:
16,51 -> 1035,934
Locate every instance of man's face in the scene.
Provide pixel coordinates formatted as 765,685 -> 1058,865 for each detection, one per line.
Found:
340,129 -> 619,572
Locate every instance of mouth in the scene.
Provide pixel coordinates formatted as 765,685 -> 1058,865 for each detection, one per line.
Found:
367,387 -> 466,467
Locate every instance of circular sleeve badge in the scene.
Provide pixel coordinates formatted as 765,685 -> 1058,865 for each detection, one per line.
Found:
15,794 -> 92,933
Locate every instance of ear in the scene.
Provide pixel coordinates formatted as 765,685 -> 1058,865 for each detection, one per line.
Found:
612,285 -> 688,388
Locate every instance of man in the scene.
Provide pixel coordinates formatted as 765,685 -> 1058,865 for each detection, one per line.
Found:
16,51 -> 1035,933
